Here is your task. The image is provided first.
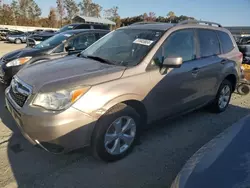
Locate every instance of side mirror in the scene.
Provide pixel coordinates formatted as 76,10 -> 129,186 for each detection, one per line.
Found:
162,57 -> 183,68
65,46 -> 75,52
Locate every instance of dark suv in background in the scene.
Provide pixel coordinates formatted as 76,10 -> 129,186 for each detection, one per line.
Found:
27,23 -> 109,47
0,29 -> 109,84
237,36 -> 250,61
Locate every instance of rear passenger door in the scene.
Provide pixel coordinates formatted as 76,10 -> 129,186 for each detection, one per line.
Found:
194,29 -> 225,103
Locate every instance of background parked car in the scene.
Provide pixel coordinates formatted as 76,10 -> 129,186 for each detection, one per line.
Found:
0,29 -> 109,84
0,28 -> 10,41
237,36 -> 250,58
171,115 -> 250,188
6,32 -> 29,44
27,23 -> 109,47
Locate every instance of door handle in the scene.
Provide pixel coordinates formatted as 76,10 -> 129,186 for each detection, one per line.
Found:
220,59 -> 227,64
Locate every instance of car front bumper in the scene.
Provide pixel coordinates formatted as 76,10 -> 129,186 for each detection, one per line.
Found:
0,64 -> 23,85
5,87 -> 97,153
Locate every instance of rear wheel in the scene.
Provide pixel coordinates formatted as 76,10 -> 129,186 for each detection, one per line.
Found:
15,39 -> 22,44
92,103 -> 140,162
209,79 -> 232,113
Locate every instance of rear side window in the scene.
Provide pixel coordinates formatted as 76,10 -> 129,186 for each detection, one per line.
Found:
98,32 -> 108,39
76,24 -> 91,29
217,31 -> 234,53
94,24 -> 109,30
197,29 -> 220,58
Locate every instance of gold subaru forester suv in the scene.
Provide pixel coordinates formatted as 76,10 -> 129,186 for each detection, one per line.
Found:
5,20 -> 242,161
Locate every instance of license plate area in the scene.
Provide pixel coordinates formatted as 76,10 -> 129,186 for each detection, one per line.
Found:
6,98 -> 21,126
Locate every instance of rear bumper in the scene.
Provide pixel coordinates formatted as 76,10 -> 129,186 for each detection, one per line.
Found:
5,88 -> 98,153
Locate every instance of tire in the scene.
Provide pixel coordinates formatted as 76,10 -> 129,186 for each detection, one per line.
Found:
209,79 -> 232,113
91,103 -> 140,162
237,83 -> 250,95
15,39 -> 22,44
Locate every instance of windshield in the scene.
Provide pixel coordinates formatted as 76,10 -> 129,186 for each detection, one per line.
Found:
82,29 -> 163,66
35,33 -> 72,49
59,25 -> 75,33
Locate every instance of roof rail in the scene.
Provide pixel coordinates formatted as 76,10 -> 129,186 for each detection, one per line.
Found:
177,20 -> 222,27
131,22 -> 163,25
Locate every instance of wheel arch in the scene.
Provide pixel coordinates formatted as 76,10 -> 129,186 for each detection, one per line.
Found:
224,74 -> 237,91
95,95 -> 148,125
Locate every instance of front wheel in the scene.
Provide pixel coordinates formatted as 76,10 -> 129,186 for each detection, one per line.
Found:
15,39 -> 22,44
91,103 -> 140,162
209,79 -> 232,113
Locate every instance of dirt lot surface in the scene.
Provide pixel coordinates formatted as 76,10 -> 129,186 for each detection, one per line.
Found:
0,42 -> 26,57
0,42 -> 250,188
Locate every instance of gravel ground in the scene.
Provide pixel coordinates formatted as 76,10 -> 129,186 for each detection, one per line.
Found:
0,42 -> 26,57
0,43 -> 250,188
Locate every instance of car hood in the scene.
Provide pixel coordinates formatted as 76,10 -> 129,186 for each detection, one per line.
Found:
171,115 -> 250,188
1,47 -> 48,63
17,55 -> 126,93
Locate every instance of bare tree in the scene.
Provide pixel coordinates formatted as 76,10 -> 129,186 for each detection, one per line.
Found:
78,0 -> 102,17
48,7 -> 58,28
64,0 -> 79,22
104,6 -> 121,28
56,0 -> 65,27
167,11 -> 176,23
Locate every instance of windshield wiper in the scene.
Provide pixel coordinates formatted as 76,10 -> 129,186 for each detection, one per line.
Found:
84,55 -> 115,65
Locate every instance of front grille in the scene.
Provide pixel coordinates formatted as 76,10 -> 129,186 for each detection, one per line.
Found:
9,86 -> 28,107
9,77 -> 31,107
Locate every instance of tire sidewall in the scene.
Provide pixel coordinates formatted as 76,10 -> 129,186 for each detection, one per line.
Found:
237,84 -> 250,95
15,39 -> 21,44
215,80 -> 232,112
92,104 -> 140,162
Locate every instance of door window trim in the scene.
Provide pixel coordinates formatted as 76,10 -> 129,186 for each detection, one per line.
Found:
147,28 -> 197,71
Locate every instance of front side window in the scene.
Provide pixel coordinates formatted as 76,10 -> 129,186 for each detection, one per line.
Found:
68,33 -> 96,50
153,29 -> 195,65
197,29 -> 220,58
82,29 -> 163,66
76,24 -> 91,29
217,31 -> 234,53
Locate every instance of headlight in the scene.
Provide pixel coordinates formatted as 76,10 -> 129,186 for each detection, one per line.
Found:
6,57 -> 32,67
33,87 -> 90,111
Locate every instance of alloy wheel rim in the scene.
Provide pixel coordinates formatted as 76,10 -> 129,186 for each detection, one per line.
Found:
104,116 -> 136,155
218,85 -> 231,109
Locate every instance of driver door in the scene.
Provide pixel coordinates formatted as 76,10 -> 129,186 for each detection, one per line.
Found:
146,29 -> 200,120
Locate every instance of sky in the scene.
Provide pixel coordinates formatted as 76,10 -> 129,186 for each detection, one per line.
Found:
33,0 -> 250,26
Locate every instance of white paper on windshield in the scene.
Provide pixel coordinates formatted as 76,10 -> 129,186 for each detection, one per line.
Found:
133,38 -> 154,46
63,34 -> 72,37
35,41 -> 41,44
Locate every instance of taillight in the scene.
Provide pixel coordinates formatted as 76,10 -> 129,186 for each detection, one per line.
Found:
238,52 -> 243,63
